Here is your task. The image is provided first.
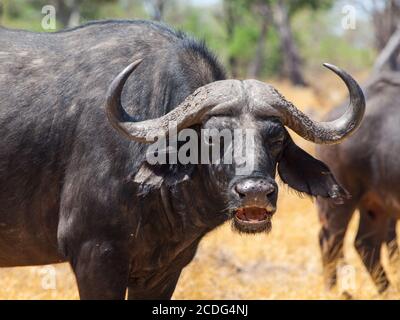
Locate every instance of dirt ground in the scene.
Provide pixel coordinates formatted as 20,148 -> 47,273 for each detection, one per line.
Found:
1,74 -> 399,300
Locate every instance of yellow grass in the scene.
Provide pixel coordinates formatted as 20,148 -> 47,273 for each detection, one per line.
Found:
1,74 -> 399,300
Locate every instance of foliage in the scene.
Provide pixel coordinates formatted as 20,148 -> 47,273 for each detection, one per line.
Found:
294,7 -> 375,73
0,0 -> 376,78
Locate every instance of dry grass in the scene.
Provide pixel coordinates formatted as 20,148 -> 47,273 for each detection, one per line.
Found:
1,74 -> 399,300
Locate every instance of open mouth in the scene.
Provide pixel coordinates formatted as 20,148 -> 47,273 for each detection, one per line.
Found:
233,206 -> 275,234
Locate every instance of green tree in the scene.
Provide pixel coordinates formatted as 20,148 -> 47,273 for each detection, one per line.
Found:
240,0 -> 333,84
247,0 -> 271,78
222,0 -> 248,77
272,0 -> 333,86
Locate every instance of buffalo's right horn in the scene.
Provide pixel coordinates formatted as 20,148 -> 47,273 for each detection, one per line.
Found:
105,60 -> 240,143
269,63 -> 365,144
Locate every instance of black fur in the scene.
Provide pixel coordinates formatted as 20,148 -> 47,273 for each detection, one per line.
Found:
0,20 -> 341,299
278,138 -> 348,202
316,72 -> 400,294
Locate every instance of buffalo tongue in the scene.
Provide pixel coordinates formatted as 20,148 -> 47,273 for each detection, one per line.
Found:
236,207 -> 268,222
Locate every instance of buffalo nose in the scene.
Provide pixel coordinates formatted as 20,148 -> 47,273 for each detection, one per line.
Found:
234,179 -> 277,203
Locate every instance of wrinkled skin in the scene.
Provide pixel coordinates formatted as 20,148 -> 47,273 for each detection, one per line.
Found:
0,20 -> 345,299
317,72 -> 400,294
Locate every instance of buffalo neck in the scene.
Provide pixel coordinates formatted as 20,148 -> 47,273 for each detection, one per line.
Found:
131,164 -> 229,244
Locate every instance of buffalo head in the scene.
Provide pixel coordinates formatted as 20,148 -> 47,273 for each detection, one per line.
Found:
105,60 -> 365,234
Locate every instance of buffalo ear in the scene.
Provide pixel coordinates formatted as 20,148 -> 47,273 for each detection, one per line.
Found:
278,139 -> 349,203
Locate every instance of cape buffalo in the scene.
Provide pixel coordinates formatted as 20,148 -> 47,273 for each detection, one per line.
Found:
317,72 -> 400,294
0,20 -> 365,299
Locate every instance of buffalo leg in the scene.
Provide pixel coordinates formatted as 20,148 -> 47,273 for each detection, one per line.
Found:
127,270 -> 182,300
355,207 -> 390,293
385,217 -> 399,265
70,240 -> 130,300
384,217 -> 400,290
317,197 -> 356,290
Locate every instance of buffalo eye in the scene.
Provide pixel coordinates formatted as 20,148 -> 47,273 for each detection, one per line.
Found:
268,136 -> 285,156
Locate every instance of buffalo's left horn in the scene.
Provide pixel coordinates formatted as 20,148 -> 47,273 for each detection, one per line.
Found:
268,63 -> 365,144
105,60 -> 241,143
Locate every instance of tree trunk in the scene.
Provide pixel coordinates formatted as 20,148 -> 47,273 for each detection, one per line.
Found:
371,0 -> 400,70
273,0 -> 307,86
223,0 -> 240,77
373,24 -> 400,74
149,0 -> 165,21
247,4 -> 270,78
1,0 -> 10,26
53,0 -> 82,28
67,2 -> 81,28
